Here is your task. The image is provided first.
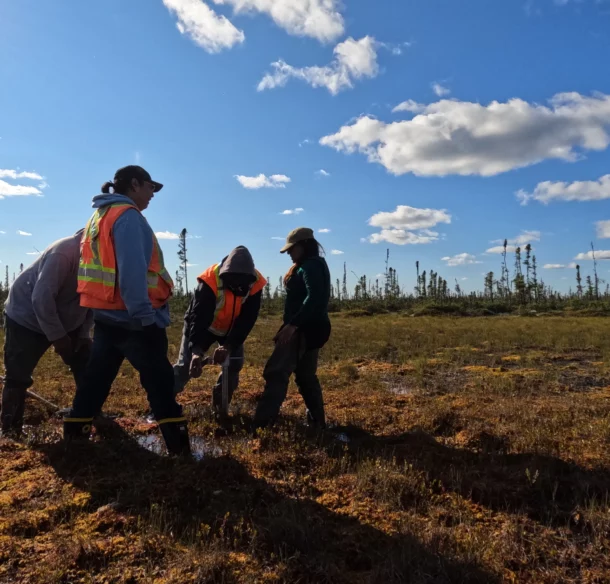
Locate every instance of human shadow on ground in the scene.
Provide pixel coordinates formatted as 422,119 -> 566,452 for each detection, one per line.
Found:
32,420 -> 499,584
308,421 -> 610,527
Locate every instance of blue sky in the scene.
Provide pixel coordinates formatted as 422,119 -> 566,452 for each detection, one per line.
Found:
1,0 -> 610,295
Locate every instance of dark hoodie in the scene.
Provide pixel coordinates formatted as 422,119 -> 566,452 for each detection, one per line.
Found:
185,246 -> 262,351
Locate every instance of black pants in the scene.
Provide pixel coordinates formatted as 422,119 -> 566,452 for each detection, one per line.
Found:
253,332 -> 325,429
1,314 -> 89,432
67,321 -> 183,425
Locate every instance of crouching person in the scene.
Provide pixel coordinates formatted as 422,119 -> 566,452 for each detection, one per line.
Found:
173,246 -> 266,417
64,166 -> 190,456
1,231 -> 93,437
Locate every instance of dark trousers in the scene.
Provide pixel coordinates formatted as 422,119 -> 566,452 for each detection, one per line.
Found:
1,314 -> 89,432
68,321 -> 183,424
173,324 -> 244,410
253,332 -> 325,429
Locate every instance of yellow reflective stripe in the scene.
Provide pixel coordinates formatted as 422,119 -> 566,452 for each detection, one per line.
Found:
63,417 -> 94,423
157,417 -> 187,425
78,266 -> 116,286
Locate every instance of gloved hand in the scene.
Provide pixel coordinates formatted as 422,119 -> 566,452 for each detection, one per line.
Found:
53,335 -> 74,363
213,346 -> 229,365
189,354 -> 204,378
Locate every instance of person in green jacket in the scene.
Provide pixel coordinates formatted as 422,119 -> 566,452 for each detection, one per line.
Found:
254,227 -> 331,429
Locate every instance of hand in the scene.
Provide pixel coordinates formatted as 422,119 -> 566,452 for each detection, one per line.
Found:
274,325 -> 297,345
53,335 -> 74,362
213,346 -> 229,365
74,337 -> 93,354
189,354 -> 204,378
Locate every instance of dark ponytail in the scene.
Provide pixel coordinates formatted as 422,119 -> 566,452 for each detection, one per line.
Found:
101,178 -> 132,195
101,181 -> 114,193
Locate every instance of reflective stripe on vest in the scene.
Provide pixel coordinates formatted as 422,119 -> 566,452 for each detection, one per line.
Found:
78,203 -> 174,310
199,264 -> 267,336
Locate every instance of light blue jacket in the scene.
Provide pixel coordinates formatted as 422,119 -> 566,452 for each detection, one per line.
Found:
88,194 -> 171,329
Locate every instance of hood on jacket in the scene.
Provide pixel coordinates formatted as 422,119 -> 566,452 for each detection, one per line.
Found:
91,193 -> 138,209
218,246 -> 256,279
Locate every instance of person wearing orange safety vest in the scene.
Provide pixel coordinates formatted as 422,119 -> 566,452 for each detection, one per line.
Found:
64,166 -> 190,456
173,246 -> 266,417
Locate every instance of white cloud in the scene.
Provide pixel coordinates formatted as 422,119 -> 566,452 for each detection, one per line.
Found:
544,264 -> 567,269
0,231 -> 5,234
299,139 -> 311,147
162,0 -> 245,53
461,277 -> 468,281
271,236 -> 285,240
568,262 -> 577,268
258,36 -> 379,95
365,205 -> 450,246
235,173 -> 290,189
155,231 -> 181,240
491,230 -> 541,247
369,206 -> 451,231
575,250 -> 610,260
331,249 -> 344,255
367,229 -> 441,245
0,180 -> 43,198
596,220 -> 610,239
280,207 -> 304,215
320,92 -> 610,177
318,228 -> 331,233
441,253 -> 481,267
392,100 -> 427,114
186,263 -> 198,267
517,175 -> 610,205
17,230 -> 32,236
213,0 -> 344,43
316,169 -> 330,177
0,169 -> 43,180
26,251 -> 40,256
486,245 -> 517,254
432,82 -> 450,97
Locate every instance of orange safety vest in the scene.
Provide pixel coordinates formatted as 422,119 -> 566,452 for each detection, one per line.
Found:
77,203 -> 174,310
198,264 -> 266,336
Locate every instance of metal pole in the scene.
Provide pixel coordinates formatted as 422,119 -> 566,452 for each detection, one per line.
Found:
26,390 -> 61,411
221,356 -> 230,415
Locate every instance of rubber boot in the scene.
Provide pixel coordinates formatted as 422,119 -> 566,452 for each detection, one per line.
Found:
63,418 -> 93,441
1,386 -> 27,438
159,421 -> 191,456
306,408 -> 326,430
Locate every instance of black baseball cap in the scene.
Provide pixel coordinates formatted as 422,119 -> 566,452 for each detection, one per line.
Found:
114,165 -> 163,192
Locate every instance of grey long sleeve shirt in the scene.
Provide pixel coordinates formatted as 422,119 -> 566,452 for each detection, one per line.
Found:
4,230 -> 93,341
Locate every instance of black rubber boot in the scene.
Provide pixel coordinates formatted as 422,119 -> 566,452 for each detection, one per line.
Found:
63,418 -> 93,441
159,421 -> 191,456
1,386 -> 27,438
306,408 -> 326,430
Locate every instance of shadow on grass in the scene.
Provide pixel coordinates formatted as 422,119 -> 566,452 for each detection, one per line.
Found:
32,420 -> 498,584
316,422 -> 610,526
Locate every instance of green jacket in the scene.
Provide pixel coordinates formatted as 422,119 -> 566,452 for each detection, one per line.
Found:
283,257 -> 331,349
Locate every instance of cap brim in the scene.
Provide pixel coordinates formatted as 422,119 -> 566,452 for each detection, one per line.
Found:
280,242 -> 293,253
151,181 -> 163,193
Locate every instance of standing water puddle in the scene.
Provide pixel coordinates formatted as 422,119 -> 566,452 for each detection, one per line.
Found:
137,434 -> 223,461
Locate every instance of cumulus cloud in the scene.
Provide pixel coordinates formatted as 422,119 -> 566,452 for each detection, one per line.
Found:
575,250 -> 610,260
517,175 -> 610,205
155,231 -> 181,240
441,253 -> 481,267
0,169 -> 45,199
235,173 -> 290,189
318,228 -> 331,233
316,169 -> 330,177
281,207 -> 304,215
365,205 -> 451,246
491,230 -> 541,247
392,100 -> 427,114
17,230 -> 32,236
258,36 -> 380,95
432,82 -> 450,97
0,169 -> 43,180
320,92 -> 610,177
213,0 -> 344,43
162,0 -> 245,53
331,249 -> 344,255
596,220 -> 610,239
486,245 -> 517,254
